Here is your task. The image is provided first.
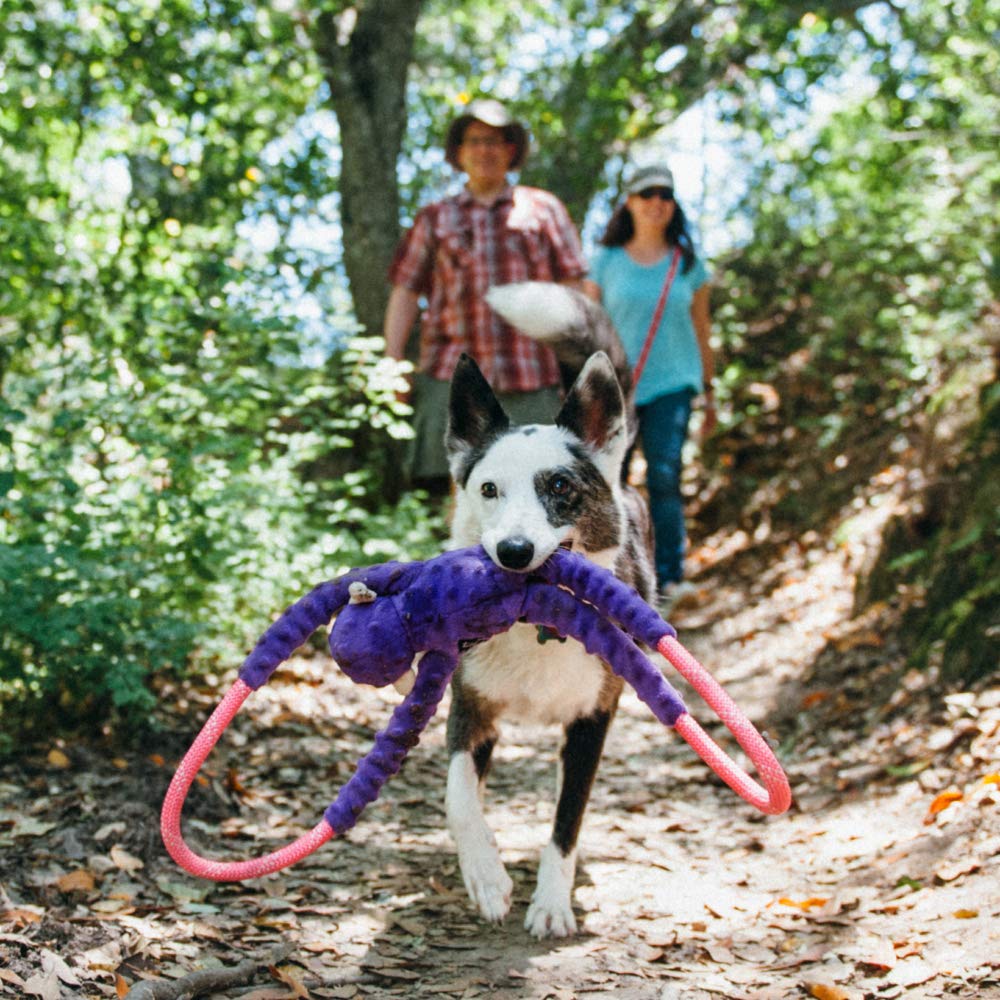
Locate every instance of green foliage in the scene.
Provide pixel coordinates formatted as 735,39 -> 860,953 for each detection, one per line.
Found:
691,0 -> 998,684
408,0 -> 878,221
0,314 -> 435,746
3,0 -> 996,742
700,0 -> 998,541
859,380 -> 999,685
0,0 -> 439,749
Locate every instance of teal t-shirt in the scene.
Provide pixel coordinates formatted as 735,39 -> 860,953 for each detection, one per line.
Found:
591,246 -> 710,407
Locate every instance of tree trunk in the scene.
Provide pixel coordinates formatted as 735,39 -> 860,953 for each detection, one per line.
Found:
312,0 -> 422,338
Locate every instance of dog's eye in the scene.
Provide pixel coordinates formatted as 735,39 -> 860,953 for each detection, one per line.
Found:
480,481 -> 498,499
549,475 -> 572,496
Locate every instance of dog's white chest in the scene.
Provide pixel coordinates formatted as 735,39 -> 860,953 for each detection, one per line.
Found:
460,625 -> 607,726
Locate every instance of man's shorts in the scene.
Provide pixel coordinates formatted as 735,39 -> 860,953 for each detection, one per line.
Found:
407,374 -> 562,483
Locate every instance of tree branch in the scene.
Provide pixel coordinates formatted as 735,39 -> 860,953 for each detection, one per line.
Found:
123,946 -> 292,1000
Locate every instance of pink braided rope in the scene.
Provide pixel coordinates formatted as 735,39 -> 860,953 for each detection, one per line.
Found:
160,679 -> 334,880
658,636 -> 792,815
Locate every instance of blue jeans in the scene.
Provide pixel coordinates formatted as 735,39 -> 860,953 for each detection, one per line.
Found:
638,388 -> 694,588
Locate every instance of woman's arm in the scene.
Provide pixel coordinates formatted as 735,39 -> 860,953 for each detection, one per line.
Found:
691,285 -> 717,437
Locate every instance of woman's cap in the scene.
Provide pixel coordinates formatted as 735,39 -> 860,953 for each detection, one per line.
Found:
445,99 -> 530,170
625,165 -> 675,195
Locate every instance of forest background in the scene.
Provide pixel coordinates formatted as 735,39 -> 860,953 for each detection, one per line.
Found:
1,0 -> 997,751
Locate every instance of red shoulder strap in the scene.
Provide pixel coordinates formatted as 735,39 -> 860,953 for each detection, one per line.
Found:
632,247 -> 682,388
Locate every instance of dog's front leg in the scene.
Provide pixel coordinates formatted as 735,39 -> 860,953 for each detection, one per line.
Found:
446,748 -> 513,923
445,688 -> 511,923
526,708 -> 613,938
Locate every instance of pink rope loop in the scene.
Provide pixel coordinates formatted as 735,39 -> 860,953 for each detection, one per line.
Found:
658,636 -> 792,815
160,679 -> 335,880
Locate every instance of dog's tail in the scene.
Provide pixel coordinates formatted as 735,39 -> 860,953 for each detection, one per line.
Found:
485,282 -> 633,395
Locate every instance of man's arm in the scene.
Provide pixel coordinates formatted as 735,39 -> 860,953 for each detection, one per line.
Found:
383,285 -> 420,361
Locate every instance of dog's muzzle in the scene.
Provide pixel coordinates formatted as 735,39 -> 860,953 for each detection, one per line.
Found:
496,536 -> 535,571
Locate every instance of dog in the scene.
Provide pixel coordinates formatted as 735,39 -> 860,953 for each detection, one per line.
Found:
443,282 -> 655,938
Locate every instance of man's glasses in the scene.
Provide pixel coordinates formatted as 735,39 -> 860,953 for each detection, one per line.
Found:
637,187 -> 674,201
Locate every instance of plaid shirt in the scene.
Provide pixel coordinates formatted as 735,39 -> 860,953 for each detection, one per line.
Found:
388,185 -> 587,393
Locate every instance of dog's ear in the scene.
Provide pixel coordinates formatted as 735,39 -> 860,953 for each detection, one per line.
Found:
556,352 -> 627,472
446,353 -> 510,483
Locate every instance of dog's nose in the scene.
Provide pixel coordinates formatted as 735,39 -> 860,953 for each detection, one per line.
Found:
496,536 -> 535,570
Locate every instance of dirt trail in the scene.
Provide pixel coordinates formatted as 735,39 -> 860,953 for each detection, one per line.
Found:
1,511 -> 997,999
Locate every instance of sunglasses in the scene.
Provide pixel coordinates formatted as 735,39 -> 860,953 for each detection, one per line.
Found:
636,186 -> 674,201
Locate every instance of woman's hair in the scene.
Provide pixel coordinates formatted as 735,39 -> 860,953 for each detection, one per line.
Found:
598,199 -> 697,273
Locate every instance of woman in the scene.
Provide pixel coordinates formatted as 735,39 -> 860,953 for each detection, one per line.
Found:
586,165 -> 716,600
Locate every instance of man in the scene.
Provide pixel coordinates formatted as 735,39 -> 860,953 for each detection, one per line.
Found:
384,98 -> 588,493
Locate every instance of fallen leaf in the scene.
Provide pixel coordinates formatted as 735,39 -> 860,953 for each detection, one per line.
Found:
11,817 -> 57,838
47,749 -> 71,769
0,969 -> 26,988
801,691 -> 831,710
300,940 -> 342,955
385,915 -> 426,936
22,971 -> 60,1000
365,967 -> 419,981
40,950 -> 81,987
94,822 -> 126,842
779,897 -> 829,912
109,845 -> 144,873
832,631 -> 883,652
428,876 -> 456,896
857,937 -> 897,971
953,908 -> 979,919
934,858 -> 980,883
91,899 -> 132,914
924,789 -> 963,824
769,944 -> 829,969
893,940 -> 923,960
704,942 -> 736,963
642,926 -> 678,948
270,964 -> 310,998
806,984 -> 852,1000
1,908 -> 44,926
56,869 -> 97,893
885,958 -> 938,987
227,768 -> 248,794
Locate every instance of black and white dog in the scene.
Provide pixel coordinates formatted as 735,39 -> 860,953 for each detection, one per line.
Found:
443,282 -> 655,938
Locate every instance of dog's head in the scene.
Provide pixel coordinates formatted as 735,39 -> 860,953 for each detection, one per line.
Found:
446,352 -> 627,573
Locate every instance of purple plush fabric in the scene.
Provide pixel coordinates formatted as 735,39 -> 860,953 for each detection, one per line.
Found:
237,545 -> 688,834
323,649 -> 454,834
522,583 -> 686,727
329,547 -> 527,686
537,548 -> 676,648
239,561 -> 412,690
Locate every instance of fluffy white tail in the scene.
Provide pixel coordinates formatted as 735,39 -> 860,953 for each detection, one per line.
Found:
485,283 -> 586,341
485,282 -> 632,394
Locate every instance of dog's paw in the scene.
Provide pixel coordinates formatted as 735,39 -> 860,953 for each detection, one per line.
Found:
525,842 -> 577,938
459,847 -> 513,924
525,889 -> 577,939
